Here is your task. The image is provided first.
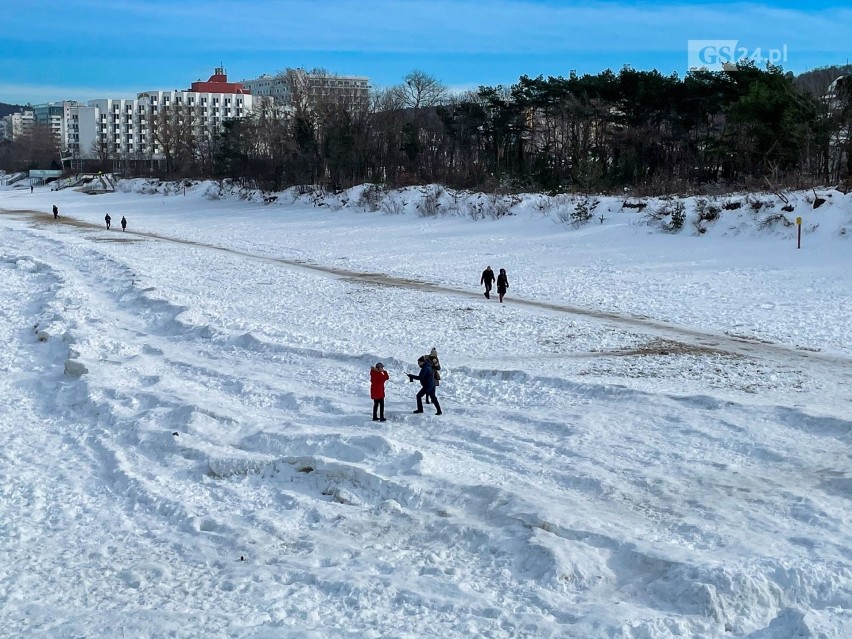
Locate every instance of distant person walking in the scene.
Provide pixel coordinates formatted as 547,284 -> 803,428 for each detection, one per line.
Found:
480,266 -> 495,299
121,216 -> 127,231
30,184 -> 33,193
52,205 -> 59,220
104,213 -> 111,230
408,356 -> 442,415
496,268 -> 509,303
370,362 -> 389,422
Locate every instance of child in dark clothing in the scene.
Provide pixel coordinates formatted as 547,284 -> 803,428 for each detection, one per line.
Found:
407,356 -> 442,415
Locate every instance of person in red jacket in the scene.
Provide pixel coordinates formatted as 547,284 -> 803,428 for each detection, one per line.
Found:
370,362 -> 389,421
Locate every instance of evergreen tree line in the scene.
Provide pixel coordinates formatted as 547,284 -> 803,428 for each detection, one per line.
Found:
2,65 -> 850,193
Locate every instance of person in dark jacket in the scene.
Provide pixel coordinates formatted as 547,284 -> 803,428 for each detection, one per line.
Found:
407,356 -> 442,415
52,205 -> 59,219
425,347 -> 441,404
104,213 -> 111,230
480,266 -> 495,299
370,362 -> 389,422
496,268 -> 509,303
120,216 -> 127,231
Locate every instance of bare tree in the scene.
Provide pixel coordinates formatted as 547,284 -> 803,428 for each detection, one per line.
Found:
795,65 -> 852,98
89,134 -> 116,171
148,101 -> 197,175
277,68 -> 312,115
394,70 -> 448,114
7,123 -> 59,170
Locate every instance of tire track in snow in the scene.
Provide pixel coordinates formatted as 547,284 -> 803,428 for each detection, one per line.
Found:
4,206 -> 852,373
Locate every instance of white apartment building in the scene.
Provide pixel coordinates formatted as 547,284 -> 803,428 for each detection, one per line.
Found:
33,101 -> 79,150
0,109 -> 34,141
20,67 -> 370,165
67,100 -> 139,161
66,69 -> 253,162
70,99 -> 137,159
241,74 -> 292,101
241,70 -> 370,108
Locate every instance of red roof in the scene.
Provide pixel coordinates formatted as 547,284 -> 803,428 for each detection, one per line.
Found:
189,68 -> 250,94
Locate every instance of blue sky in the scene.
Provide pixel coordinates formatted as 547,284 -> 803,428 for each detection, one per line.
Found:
0,0 -> 849,104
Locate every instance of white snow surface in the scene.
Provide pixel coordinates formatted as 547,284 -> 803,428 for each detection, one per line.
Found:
0,180 -> 850,638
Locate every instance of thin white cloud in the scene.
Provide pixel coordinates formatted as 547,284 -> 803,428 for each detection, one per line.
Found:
7,0 -> 852,54
444,82 -> 484,96
156,1 -> 852,54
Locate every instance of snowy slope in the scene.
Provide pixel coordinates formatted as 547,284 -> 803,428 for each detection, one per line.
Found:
0,182 -> 850,639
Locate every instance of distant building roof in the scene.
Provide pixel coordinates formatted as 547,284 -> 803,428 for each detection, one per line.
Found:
189,67 -> 250,95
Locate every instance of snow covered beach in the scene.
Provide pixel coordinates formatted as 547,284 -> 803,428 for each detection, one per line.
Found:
1,181 -> 850,638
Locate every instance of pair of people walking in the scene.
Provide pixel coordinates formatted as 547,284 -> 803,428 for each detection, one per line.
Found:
481,266 -> 509,303
105,214 -> 127,231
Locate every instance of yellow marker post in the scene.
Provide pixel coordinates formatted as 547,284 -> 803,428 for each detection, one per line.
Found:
796,216 -> 802,249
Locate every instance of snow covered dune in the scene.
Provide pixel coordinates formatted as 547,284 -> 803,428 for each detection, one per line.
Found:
0,184 -> 850,638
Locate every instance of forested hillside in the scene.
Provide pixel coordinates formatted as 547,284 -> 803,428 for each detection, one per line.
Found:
0,102 -> 23,118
